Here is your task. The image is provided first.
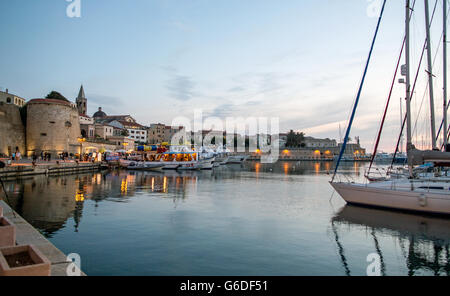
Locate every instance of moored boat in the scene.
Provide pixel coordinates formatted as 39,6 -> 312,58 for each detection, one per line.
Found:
330,0 -> 450,216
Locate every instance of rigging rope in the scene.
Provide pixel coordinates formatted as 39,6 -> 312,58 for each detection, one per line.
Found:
390,0 -> 440,166
332,0 -> 387,181
367,37 -> 405,178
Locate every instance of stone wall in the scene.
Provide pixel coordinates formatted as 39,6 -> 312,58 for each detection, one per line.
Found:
0,102 -> 26,156
82,141 -> 116,153
26,99 -> 81,157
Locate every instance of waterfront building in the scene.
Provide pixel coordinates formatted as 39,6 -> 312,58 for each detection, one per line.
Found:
94,123 -> 114,140
147,123 -> 167,144
107,120 -> 147,143
303,137 -> 337,148
79,114 -> 94,125
125,122 -> 147,143
164,125 -> 184,144
80,123 -> 95,139
91,106 -> 146,143
275,133 -> 365,159
0,89 -> 26,107
111,126 -> 127,137
92,107 -> 136,124
107,136 -> 135,151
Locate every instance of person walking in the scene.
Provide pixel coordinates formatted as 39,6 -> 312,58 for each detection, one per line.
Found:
32,152 -> 37,166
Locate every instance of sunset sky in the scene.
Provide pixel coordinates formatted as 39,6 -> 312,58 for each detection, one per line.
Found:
0,0 -> 448,152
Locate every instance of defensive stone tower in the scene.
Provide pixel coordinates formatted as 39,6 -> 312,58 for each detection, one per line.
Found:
26,98 -> 81,157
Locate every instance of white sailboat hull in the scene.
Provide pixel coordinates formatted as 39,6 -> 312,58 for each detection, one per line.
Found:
331,182 -> 450,215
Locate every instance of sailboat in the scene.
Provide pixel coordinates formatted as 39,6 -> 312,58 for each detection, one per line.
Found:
330,0 -> 450,215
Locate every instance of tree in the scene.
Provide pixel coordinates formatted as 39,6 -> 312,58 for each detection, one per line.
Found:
46,91 -> 69,102
286,130 -> 305,148
121,129 -> 129,137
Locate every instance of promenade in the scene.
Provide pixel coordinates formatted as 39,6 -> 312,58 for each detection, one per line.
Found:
0,200 -> 86,276
0,158 -> 101,179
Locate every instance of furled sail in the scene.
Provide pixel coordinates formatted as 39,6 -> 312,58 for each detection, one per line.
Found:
408,148 -> 450,165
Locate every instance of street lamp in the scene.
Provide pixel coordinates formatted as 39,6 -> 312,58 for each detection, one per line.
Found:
78,137 -> 86,160
122,142 -> 129,153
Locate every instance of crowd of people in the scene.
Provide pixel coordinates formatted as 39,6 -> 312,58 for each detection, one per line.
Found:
1,149 -> 105,166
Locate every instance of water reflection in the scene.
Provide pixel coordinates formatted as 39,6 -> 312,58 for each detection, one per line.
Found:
244,161 -> 335,175
332,205 -> 450,276
2,170 -> 209,236
0,161 -> 356,238
2,161 -> 449,275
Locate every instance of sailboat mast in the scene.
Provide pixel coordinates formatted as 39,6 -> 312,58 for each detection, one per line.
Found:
444,0 -> 448,149
425,0 -> 438,150
406,0 -> 413,157
400,97 -> 404,153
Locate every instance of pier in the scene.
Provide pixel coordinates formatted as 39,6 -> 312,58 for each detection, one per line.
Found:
0,160 -> 101,179
0,200 -> 86,276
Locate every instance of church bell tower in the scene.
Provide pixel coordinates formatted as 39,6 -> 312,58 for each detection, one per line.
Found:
76,85 -> 87,115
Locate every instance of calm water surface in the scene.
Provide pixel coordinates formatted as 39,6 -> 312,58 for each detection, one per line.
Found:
2,161 -> 450,276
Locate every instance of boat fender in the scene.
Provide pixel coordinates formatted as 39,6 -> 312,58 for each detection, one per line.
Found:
418,194 -> 427,207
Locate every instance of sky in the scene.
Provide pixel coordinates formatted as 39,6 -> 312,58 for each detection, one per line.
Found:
0,0 -> 448,152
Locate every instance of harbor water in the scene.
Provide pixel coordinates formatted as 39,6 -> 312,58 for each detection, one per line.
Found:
2,161 -> 450,276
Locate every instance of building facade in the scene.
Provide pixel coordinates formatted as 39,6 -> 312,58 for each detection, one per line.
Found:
94,124 -> 114,140
0,89 -> 26,107
303,137 -> 337,148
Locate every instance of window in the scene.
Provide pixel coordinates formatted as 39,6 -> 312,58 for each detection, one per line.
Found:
41,133 -> 47,136
6,97 -> 11,103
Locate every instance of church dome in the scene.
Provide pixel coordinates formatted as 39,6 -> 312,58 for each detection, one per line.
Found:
93,107 -> 107,118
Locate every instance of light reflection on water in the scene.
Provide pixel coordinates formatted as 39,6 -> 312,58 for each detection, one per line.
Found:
2,161 -> 450,276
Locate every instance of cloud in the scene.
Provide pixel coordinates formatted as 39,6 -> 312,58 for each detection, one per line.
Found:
166,74 -> 196,101
206,100 -> 264,119
88,94 -> 124,114
228,86 -> 246,93
207,103 -> 236,118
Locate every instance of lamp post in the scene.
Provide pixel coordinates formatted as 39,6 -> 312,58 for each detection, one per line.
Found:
77,137 -> 86,160
123,142 -> 129,153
